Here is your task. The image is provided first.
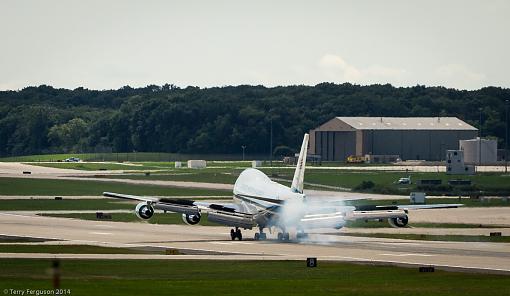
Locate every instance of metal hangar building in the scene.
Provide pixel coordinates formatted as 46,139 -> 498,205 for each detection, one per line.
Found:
308,117 -> 478,161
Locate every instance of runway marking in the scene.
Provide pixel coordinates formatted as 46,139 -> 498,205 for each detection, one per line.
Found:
379,253 -> 434,257
89,232 -> 112,235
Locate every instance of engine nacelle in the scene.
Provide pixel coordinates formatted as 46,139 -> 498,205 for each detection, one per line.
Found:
135,202 -> 154,220
388,215 -> 409,228
182,213 -> 201,225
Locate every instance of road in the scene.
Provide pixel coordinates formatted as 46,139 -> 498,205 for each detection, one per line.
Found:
0,212 -> 509,274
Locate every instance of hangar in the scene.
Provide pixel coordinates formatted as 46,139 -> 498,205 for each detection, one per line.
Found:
309,117 -> 478,161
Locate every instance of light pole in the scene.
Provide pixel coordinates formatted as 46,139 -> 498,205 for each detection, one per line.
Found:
506,100 -> 509,174
241,145 -> 246,161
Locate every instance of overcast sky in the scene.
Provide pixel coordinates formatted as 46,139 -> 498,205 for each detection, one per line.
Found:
0,0 -> 508,90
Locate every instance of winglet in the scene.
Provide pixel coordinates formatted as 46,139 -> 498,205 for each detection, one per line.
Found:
291,133 -> 309,194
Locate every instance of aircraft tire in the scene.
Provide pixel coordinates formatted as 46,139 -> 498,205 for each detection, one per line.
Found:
284,232 -> 290,241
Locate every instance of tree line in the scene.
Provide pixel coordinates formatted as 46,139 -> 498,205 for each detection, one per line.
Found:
0,83 -> 509,157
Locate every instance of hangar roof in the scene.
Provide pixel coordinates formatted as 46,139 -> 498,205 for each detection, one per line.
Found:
316,117 -> 478,131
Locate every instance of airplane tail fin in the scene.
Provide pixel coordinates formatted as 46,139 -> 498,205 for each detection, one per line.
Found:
291,133 -> 309,194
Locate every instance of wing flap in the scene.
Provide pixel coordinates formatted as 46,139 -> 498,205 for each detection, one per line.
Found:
397,203 -> 464,210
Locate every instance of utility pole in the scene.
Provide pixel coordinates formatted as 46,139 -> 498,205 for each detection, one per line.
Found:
241,145 -> 246,161
479,108 -> 483,168
506,100 -> 509,174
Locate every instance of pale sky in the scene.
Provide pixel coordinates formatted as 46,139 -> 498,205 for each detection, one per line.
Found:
0,0 -> 509,91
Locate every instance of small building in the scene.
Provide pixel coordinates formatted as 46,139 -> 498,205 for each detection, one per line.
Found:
459,138 -> 498,164
446,150 -> 475,175
187,160 -> 206,169
309,117 -> 478,161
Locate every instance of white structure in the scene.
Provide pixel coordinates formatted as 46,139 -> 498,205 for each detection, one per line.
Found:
446,150 -> 475,175
410,192 -> 426,204
252,160 -> 263,168
460,138 -> 497,164
187,160 -> 206,169
175,161 -> 182,168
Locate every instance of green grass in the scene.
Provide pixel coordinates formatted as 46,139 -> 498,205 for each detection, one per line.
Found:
264,169 -> 510,191
0,177 -> 231,196
93,170 -> 240,184
39,212 -> 222,226
0,235 -> 51,243
39,213 -> 505,229
0,244 -> 161,254
88,166 -> 510,195
343,233 -> 510,243
0,153 -> 267,162
30,161 -> 254,172
0,259 -> 508,296
345,220 -> 505,229
346,198 -> 510,208
27,162 -> 160,171
0,199 -> 132,211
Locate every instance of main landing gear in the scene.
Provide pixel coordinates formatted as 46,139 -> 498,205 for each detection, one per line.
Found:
296,231 -> 309,240
277,232 -> 290,241
254,227 -> 267,241
230,227 -> 242,241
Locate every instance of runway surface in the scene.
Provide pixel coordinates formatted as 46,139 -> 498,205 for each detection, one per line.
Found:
1,212 -> 509,274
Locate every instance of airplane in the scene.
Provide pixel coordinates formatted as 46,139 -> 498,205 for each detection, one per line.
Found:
103,133 -> 462,241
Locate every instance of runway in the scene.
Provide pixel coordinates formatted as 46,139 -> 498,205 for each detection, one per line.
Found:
1,212 -> 509,274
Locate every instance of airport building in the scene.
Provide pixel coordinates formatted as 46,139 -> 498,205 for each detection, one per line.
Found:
309,117 -> 478,161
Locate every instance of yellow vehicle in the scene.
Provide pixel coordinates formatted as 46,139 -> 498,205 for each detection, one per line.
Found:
347,155 -> 365,163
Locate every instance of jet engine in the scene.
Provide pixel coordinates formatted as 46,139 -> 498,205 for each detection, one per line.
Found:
182,213 -> 201,225
388,215 -> 409,228
135,202 -> 154,220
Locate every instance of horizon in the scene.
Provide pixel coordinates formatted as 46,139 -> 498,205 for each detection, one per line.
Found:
2,82 -> 509,93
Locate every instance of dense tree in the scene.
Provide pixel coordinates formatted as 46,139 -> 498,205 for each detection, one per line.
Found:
0,84 -> 509,156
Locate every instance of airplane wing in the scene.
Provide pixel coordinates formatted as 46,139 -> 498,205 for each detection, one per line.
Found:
103,192 -> 256,229
292,202 -> 464,229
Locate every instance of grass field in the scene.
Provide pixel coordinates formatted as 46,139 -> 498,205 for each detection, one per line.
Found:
0,259 -> 508,296
92,170 -> 240,184
343,233 -> 510,243
0,199 -> 133,211
264,169 -> 510,192
26,162 -> 161,171
0,153 -> 267,162
0,244 -> 161,254
39,212 -> 222,226
0,235 -> 52,243
345,220 -> 505,228
0,177 -> 231,196
40,213 -> 505,229
83,166 -> 510,194
345,198 -> 510,207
